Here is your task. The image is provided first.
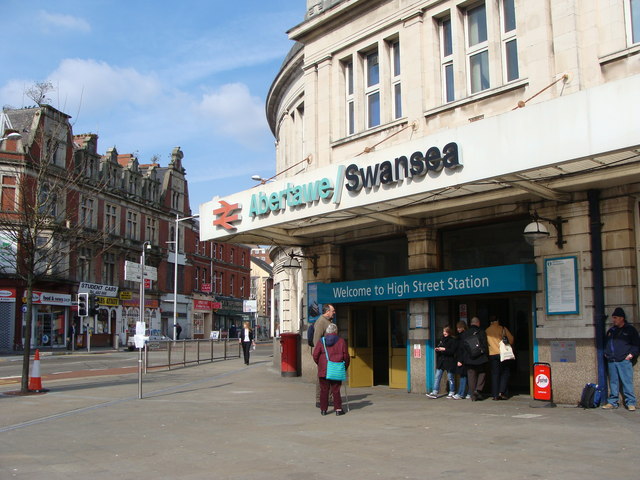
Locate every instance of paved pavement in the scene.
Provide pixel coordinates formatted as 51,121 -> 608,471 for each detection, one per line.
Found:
1,353 -> 638,480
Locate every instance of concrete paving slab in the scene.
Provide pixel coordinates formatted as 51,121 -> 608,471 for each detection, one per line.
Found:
1,357 -> 638,479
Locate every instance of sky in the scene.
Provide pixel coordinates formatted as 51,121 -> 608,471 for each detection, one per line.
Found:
0,0 -> 304,210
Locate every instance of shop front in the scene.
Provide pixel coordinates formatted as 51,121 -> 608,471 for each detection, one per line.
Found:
27,291 -> 72,349
193,297 -> 219,339
213,296 -> 246,339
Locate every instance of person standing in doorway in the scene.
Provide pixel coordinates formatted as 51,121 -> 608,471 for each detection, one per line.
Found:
460,317 -> 489,401
239,321 -> 255,365
602,307 -> 640,411
426,326 -> 458,398
175,323 -> 182,340
453,321 -> 469,399
313,304 -> 336,407
485,315 -> 515,400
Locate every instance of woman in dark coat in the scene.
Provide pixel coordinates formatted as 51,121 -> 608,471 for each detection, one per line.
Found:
312,323 -> 350,416
426,326 -> 458,398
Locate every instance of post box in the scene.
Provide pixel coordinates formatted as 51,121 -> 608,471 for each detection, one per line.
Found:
280,332 -> 300,377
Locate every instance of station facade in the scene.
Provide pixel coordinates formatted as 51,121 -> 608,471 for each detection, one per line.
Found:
200,0 -> 640,403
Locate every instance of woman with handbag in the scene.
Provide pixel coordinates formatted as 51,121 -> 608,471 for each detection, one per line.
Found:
312,323 -> 350,416
485,315 -> 515,400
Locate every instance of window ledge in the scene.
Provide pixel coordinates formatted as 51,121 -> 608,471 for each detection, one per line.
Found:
331,117 -> 409,148
599,44 -> 640,65
423,78 -> 529,119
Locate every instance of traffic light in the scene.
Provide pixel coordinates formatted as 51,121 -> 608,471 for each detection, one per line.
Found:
78,293 -> 89,317
89,295 -> 98,316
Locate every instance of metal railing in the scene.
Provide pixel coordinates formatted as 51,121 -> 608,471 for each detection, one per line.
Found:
143,338 -> 241,370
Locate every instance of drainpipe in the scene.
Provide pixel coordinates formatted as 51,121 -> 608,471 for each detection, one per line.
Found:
587,189 -> 607,394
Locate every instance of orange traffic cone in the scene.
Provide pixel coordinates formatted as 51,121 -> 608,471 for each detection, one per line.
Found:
28,349 -> 46,392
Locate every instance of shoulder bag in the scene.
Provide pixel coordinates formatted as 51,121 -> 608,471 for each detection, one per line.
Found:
322,337 -> 347,381
499,327 -> 515,362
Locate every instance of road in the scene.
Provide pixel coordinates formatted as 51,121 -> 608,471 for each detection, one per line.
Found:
0,342 -> 273,387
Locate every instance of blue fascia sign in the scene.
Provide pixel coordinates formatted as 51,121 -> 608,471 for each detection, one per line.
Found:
311,263 -> 537,304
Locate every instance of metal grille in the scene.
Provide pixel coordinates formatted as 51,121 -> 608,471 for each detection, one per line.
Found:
0,303 -> 15,351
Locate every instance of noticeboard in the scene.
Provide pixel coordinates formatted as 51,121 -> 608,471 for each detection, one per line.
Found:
544,256 -> 579,315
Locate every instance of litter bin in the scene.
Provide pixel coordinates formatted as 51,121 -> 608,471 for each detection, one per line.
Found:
280,332 -> 300,377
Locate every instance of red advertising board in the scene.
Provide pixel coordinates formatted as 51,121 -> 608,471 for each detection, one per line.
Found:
201,283 -> 212,293
533,363 -> 552,401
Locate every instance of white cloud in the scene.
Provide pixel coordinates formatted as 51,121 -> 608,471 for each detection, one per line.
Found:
48,59 -> 162,114
38,11 -> 91,33
197,83 -> 268,146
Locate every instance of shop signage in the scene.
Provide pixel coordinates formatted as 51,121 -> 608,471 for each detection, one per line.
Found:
122,298 -> 160,308
0,288 -> 17,302
26,291 -> 73,306
120,291 -> 132,300
194,299 -> 213,310
218,297 -> 243,312
79,282 -> 118,297
97,296 -> 120,306
310,264 -> 537,304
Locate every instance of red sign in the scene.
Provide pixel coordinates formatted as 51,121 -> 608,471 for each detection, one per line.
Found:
193,299 -> 213,311
213,200 -> 241,231
201,283 -> 212,293
533,363 -> 552,401
144,278 -> 152,289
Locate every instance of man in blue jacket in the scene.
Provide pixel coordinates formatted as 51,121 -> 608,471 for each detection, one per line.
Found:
602,307 -> 640,411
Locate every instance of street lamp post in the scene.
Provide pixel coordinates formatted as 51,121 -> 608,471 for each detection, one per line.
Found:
140,242 -> 151,329
172,213 -> 199,342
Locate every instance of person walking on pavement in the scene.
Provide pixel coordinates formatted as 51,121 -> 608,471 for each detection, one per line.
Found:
313,323 -> 349,416
460,317 -> 489,401
602,307 -> 640,411
485,315 -> 515,400
176,323 -> 182,340
239,321 -> 255,365
313,304 -> 335,407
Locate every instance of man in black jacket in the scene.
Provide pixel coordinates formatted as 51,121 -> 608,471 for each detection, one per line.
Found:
602,307 -> 640,411
460,316 -> 489,401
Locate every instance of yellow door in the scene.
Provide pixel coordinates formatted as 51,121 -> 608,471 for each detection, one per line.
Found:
388,308 -> 407,389
348,308 -> 373,387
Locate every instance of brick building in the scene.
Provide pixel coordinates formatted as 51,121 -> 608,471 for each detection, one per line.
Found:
0,104 -> 249,351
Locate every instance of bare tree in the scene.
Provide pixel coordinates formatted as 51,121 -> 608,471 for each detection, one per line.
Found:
0,105 -> 114,393
25,81 -> 54,106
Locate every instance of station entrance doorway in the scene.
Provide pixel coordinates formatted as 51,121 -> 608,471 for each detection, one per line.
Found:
348,304 -> 408,389
434,294 -> 533,394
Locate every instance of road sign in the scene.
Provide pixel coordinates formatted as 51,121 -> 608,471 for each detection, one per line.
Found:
124,261 -> 158,282
201,283 -> 212,293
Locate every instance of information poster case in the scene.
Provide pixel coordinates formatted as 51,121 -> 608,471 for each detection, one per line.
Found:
544,256 -> 579,315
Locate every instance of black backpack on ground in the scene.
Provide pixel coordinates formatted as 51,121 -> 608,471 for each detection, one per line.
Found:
463,331 -> 485,359
578,383 -> 602,408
